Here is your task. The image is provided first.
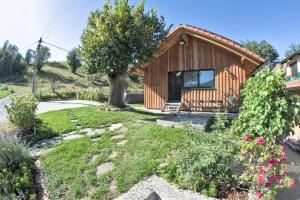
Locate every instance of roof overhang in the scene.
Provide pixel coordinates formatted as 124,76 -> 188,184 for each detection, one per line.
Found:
131,24 -> 265,75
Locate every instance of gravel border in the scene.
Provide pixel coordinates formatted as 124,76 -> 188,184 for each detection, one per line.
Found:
114,175 -> 216,200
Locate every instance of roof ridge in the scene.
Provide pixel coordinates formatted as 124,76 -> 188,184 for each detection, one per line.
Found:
169,24 -> 265,63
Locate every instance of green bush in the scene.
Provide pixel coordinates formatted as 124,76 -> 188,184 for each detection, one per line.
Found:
5,95 -> 38,132
161,124 -> 238,198
232,66 -> 300,139
0,134 -> 37,199
79,89 -> 107,102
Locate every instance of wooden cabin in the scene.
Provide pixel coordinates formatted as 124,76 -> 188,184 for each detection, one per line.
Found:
134,24 -> 265,112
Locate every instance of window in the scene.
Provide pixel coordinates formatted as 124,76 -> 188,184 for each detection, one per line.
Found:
183,71 -> 198,87
290,62 -> 298,78
181,69 -> 215,89
199,70 -> 215,88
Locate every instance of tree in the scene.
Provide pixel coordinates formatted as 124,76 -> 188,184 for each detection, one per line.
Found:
0,40 -> 25,76
80,0 -> 170,107
33,45 -> 51,72
67,48 -> 81,73
285,43 -> 300,57
241,40 -> 279,68
24,49 -> 34,65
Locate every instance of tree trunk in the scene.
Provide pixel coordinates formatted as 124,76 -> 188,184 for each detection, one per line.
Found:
108,68 -> 126,108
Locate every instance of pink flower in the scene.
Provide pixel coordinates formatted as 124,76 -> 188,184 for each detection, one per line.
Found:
290,179 -> 295,188
281,145 -> 286,153
258,169 -> 265,175
257,176 -> 265,185
267,162 -> 273,168
271,174 -> 279,180
241,149 -> 247,157
256,191 -> 263,199
243,134 -> 251,141
282,169 -> 288,175
265,181 -> 271,188
256,136 -> 265,145
279,178 -> 285,185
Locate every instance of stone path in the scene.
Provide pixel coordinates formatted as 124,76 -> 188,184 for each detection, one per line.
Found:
96,162 -> 114,176
34,160 -> 48,200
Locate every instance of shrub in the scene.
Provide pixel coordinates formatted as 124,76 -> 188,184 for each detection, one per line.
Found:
232,66 -> 300,199
162,123 -> 238,198
210,104 -> 229,133
0,134 -> 37,199
5,94 -> 38,132
79,89 -> 107,102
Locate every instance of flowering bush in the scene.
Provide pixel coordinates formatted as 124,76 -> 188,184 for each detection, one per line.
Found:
240,134 -> 294,199
232,66 -> 300,199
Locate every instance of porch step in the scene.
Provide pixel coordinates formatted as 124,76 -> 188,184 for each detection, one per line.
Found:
161,102 -> 181,113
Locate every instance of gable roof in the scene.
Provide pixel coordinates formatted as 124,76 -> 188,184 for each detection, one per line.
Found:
279,50 -> 300,64
137,24 -> 265,72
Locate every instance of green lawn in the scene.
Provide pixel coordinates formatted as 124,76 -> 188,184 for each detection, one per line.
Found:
0,90 -> 9,99
38,107 -> 186,200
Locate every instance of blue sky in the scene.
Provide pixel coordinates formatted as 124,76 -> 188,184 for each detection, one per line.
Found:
0,0 -> 299,61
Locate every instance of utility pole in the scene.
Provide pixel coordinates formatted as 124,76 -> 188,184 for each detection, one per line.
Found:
32,37 -> 43,95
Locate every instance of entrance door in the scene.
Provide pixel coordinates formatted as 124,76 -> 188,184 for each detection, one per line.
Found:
168,72 -> 182,102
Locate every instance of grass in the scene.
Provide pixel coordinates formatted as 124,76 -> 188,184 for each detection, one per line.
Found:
0,90 -> 9,99
0,62 -> 143,99
38,106 -> 187,200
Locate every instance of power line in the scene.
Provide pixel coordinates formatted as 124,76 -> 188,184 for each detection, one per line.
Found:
44,0 -> 79,39
41,0 -> 73,38
0,41 -> 37,61
42,41 -> 70,53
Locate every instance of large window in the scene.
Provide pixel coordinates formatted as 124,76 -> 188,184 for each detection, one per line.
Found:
182,69 -> 215,89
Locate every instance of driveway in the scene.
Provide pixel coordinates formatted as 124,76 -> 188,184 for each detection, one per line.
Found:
0,96 -> 10,123
0,99 -> 102,123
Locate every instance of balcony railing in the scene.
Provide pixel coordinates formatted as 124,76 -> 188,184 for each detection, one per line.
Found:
285,73 -> 300,82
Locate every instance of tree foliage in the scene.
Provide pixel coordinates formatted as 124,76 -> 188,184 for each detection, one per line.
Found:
24,49 -> 34,65
67,48 -> 81,73
80,0 -> 170,74
285,43 -> 300,57
80,0 -> 170,107
34,45 -> 51,72
241,40 -> 279,67
0,40 -> 25,77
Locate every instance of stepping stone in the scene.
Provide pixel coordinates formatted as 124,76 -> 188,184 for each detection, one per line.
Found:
63,134 -> 84,141
96,162 -> 114,176
159,162 -> 168,169
109,151 -> 118,159
109,180 -> 117,194
87,129 -> 106,137
145,191 -> 161,200
94,129 -> 106,134
109,123 -> 123,131
91,138 -> 101,142
111,134 -> 125,140
117,140 -> 127,146
118,127 -> 128,133
80,128 -> 93,133
62,131 -> 77,137
71,119 -> 78,123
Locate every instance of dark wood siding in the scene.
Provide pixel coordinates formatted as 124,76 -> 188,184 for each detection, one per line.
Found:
144,35 -> 258,111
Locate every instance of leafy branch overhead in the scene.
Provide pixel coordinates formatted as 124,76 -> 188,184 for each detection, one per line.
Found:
80,0 -> 171,74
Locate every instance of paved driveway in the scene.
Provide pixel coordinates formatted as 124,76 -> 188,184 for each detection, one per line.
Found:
0,99 -> 101,123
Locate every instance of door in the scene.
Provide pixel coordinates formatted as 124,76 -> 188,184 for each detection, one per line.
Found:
168,72 -> 182,102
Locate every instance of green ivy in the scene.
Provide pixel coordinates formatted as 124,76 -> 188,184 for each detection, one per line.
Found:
232,66 -> 300,141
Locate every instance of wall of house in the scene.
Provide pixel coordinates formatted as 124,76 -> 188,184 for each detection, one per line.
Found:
144,35 -> 258,111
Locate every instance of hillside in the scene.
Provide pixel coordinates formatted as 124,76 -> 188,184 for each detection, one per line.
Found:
0,62 -> 144,101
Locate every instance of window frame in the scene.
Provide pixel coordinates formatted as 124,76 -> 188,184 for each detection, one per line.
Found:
178,69 -> 216,89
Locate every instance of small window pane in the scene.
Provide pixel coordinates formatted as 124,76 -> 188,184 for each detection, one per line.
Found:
175,72 -> 182,86
199,70 -> 214,88
290,62 -> 298,77
184,71 -> 198,87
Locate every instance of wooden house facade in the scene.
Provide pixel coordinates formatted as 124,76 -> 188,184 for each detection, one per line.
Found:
135,25 -> 265,112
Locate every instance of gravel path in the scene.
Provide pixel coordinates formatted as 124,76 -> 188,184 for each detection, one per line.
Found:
114,175 -> 215,200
